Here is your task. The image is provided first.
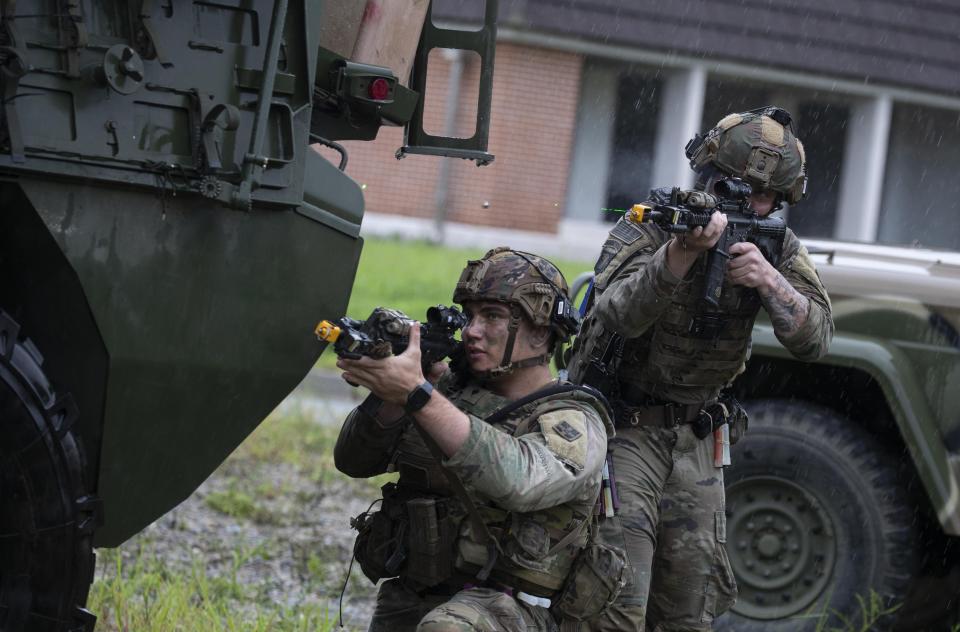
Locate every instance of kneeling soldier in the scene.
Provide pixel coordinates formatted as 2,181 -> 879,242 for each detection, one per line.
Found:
335,247 -> 617,632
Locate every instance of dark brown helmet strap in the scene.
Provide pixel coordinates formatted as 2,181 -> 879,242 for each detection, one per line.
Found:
498,307 -> 523,371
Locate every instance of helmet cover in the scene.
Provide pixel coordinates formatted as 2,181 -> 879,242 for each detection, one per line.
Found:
687,106 -> 807,204
453,247 -> 578,342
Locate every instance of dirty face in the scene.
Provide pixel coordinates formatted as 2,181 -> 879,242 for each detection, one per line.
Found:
460,300 -> 542,374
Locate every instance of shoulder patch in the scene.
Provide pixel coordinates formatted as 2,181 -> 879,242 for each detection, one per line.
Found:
539,410 -> 588,471
610,218 -> 643,245
553,420 -> 582,442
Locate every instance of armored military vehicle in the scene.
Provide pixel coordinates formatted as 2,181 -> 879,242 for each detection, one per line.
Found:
0,2 -> 496,630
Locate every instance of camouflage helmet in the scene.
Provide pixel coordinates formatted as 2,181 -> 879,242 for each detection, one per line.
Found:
453,247 -> 579,342
686,106 -> 808,204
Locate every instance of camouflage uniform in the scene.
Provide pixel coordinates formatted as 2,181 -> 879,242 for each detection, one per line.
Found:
335,372 -> 612,631
568,109 -> 834,631
335,248 -> 615,631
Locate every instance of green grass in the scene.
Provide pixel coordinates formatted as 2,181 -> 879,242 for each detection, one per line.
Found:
348,237 -> 593,318
230,406 -> 396,490
317,237 -> 593,368
91,408 -> 390,631
204,488 -> 274,524
233,407 -> 339,481
89,546 -> 337,632
810,590 -> 901,632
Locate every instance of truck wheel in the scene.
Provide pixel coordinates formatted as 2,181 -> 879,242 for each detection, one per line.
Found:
715,399 -> 919,632
0,312 -> 99,632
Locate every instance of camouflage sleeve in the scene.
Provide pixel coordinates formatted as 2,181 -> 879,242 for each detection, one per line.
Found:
333,395 -> 405,478
774,232 -> 834,361
443,405 -> 607,513
593,242 -> 683,337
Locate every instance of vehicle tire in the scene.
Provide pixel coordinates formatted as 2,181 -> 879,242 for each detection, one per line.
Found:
0,311 -> 100,632
714,399 -> 920,632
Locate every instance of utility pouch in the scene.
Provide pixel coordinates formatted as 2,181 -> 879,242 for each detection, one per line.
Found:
552,540 -> 627,621
404,498 -> 455,587
688,312 -> 727,340
351,484 -> 408,584
692,409 -> 714,440
726,397 -> 749,445
694,395 -> 748,442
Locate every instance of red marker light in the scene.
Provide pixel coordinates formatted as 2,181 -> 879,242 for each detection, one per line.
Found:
368,77 -> 390,100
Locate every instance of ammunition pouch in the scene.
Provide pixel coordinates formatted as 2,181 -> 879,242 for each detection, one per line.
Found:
404,497 -> 459,587
351,483 -> 462,588
552,539 -> 627,621
688,312 -> 728,341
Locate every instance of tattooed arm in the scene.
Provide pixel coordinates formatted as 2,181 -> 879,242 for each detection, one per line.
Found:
757,272 -> 810,337
727,241 -> 810,337
727,234 -> 833,361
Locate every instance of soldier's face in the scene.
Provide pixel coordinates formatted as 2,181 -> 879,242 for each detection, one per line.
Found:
461,301 -> 539,373
749,190 -> 777,216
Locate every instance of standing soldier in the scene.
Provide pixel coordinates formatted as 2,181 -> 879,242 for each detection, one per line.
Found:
335,248 -> 621,631
567,107 -> 834,631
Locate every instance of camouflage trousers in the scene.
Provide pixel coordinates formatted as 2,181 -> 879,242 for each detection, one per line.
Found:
367,578 -> 559,632
583,424 -> 737,631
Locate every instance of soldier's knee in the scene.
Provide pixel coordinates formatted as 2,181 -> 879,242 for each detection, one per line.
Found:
417,617 -> 470,632
581,603 -> 646,632
416,608 -> 475,632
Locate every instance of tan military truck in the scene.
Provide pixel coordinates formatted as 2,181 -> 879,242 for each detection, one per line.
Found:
717,239 -> 960,631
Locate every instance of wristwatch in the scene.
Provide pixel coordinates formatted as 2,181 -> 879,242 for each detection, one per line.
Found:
404,381 -> 434,414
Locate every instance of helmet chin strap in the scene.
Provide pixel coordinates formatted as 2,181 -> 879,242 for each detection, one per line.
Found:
476,306 -> 550,381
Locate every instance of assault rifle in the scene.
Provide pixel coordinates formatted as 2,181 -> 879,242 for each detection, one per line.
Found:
625,178 -> 787,308
315,305 -> 467,372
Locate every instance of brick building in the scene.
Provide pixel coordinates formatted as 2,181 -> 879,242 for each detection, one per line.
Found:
331,0 -> 960,258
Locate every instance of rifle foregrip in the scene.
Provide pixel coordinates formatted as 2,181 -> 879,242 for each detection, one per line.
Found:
702,234 -> 731,308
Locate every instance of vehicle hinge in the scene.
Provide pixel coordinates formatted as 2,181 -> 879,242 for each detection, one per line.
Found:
398,0 -> 498,166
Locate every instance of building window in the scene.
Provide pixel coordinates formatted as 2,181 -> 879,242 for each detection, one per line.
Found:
789,102 -> 848,239
701,78 -> 771,131
879,104 -> 960,251
604,70 -> 660,221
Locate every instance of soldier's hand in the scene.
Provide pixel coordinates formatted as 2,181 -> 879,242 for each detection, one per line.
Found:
426,361 -> 449,385
682,211 -> 728,253
337,324 -> 426,405
727,242 -> 776,289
